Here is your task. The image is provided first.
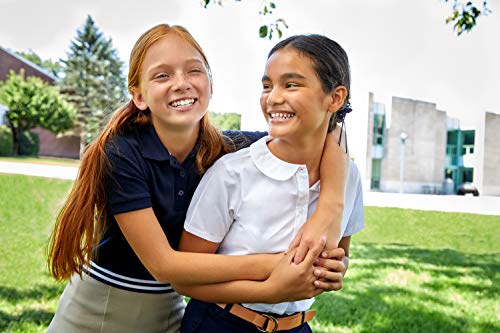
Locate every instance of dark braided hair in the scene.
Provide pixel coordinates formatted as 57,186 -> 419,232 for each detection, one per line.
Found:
268,34 -> 352,132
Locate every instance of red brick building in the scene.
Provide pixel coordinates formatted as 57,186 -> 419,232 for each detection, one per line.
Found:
0,46 -> 79,159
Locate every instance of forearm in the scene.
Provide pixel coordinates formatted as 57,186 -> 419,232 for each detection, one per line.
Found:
116,209 -> 273,285
173,279 -> 276,304
153,251 -> 272,285
317,130 -> 347,247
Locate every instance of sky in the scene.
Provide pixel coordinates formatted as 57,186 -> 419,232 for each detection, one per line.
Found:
1,0 -> 499,175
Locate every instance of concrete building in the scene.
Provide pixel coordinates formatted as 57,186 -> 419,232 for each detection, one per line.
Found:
366,93 -> 500,196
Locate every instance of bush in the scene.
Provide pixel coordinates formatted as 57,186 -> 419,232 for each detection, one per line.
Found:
0,125 -> 13,156
18,131 -> 39,156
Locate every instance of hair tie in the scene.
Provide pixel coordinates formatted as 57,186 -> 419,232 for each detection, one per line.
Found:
336,103 -> 352,123
336,103 -> 351,154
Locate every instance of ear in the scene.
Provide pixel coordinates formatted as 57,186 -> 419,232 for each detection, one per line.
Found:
131,88 -> 148,111
328,86 -> 348,113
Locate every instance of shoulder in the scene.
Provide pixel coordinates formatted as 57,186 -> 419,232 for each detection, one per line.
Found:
348,160 -> 362,183
104,129 -> 145,167
212,145 -> 253,174
105,129 -> 140,156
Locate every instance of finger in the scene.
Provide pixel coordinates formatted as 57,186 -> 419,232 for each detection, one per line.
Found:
321,247 -> 345,260
292,243 -> 308,265
314,279 -> 342,291
315,258 -> 346,272
314,268 -> 343,283
303,236 -> 327,266
283,247 -> 297,264
288,232 -> 302,251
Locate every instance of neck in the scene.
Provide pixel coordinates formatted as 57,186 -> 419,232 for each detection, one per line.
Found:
152,120 -> 200,163
268,132 -> 327,186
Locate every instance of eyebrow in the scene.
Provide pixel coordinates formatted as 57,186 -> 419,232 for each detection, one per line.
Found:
261,72 -> 306,82
147,58 -> 205,75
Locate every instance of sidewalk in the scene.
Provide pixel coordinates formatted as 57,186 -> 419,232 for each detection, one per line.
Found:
364,191 -> 500,216
1,161 -> 499,215
0,161 -> 78,180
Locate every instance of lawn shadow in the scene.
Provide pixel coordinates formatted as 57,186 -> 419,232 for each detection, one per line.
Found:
0,283 -> 64,302
0,309 -> 54,331
312,242 -> 499,333
0,283 -> 62,330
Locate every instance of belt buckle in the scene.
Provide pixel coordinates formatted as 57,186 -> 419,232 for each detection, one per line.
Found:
256,314 -> 278,333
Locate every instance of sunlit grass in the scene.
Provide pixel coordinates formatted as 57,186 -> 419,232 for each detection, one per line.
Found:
0,174 -> 498,332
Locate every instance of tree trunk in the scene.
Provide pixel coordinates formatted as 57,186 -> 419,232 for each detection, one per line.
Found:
11,127 -> 20,156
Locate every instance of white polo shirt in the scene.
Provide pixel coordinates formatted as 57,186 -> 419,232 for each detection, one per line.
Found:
184,136 -> 364,314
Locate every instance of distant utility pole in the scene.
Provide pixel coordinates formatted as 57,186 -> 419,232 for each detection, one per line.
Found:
399,132 -> 408,193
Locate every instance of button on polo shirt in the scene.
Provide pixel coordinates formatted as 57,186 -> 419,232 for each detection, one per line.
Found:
93,125 -> 266,282
96,125 -> 200,281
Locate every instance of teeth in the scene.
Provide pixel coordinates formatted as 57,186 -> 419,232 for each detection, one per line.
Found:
270,112 -> 295,119
171,99 -> 195,107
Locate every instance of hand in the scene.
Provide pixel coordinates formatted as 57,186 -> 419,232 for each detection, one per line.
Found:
312,247 -> 347,291
288,216 -> 329,264
266,237 -> 326,303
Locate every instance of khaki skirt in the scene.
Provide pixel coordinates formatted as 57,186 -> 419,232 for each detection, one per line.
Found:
47,274 -> 185,333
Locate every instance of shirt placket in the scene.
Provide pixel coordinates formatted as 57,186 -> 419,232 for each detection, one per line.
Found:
170,157 -> 189,211
295,166 -> 310,232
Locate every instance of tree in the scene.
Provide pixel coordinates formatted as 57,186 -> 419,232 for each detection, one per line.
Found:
201,0 -> 492,38
16,50 -> 62,77
61,15 -> 127,156
0,70 -> 75,155
209,111 -> 241,130
202,0 -> 287,39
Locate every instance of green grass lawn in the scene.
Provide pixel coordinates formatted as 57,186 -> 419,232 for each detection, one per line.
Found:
0,174 -> 498,332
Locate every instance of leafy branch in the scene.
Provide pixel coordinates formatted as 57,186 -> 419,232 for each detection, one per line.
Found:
444,0 -> 492,35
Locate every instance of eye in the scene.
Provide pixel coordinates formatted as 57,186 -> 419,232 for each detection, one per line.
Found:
262,82 -> 272,91
286,82 -> 299,88
154,73 -> 170,80
188,68 -> 204,74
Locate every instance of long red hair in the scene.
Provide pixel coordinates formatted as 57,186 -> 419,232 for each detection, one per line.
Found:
48,24 -> 232,281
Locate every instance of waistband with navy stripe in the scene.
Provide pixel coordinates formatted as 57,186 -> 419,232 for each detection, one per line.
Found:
83,261 -> 174,294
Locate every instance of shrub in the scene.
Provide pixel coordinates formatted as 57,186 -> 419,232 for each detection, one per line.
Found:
18,131 -> 39,156
0,125 -> 13,156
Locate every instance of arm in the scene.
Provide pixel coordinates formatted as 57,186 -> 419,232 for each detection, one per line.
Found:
115,208 -> 276,284
290,125 -> 350,263
173,237 -> 326,303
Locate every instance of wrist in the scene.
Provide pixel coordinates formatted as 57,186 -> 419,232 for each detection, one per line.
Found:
261,279 -> 280,303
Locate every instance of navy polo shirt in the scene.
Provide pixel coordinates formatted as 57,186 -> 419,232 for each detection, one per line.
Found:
87,124 -> 265,292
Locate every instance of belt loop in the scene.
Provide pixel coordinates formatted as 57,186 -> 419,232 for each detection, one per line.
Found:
301,311 -> 305,324
223,303 -> 234,314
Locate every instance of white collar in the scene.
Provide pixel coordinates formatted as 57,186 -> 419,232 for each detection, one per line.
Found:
250,136 -> 304,181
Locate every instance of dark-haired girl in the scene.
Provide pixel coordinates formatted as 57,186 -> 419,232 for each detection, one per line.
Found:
178,34 -> 364,333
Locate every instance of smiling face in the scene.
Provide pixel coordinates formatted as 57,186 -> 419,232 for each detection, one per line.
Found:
260,48 -> 334,142
131,34 -> 211,132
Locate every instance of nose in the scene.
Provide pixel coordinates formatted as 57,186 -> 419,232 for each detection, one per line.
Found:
266,86 -> 284,106
171,72 -> 191,91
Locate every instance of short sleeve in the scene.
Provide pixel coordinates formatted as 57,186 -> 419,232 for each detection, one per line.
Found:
184,159 -> 240,243
343,165 -> 365,237
105,137 -> 152,215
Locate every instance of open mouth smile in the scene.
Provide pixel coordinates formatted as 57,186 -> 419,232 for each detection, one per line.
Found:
269,111 -> 295,120
170,98 -> 197,108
